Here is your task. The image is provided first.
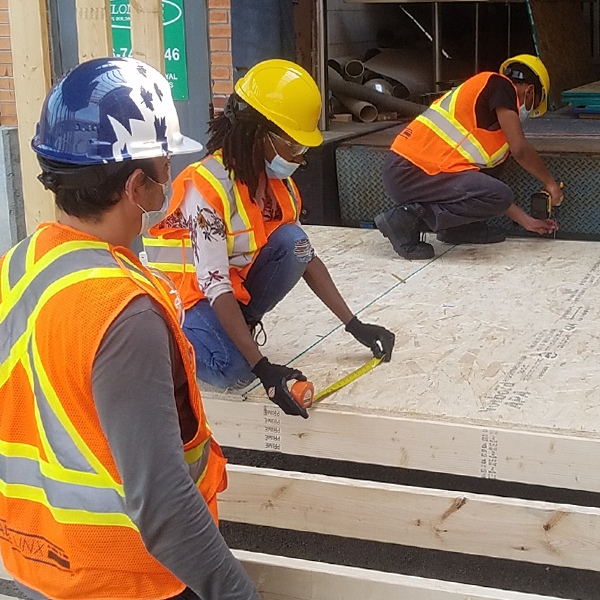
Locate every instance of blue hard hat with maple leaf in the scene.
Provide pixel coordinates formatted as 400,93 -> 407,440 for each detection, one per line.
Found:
32,57 -> 203,165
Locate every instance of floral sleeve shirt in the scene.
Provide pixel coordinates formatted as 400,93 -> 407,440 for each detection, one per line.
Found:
162,178 -> 297,306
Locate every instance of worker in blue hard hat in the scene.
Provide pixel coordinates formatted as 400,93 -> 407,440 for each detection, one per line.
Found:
0,57 -> 259,600
375,54 -> 562,260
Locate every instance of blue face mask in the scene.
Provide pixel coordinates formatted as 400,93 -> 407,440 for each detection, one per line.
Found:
265,155 -> 300,179
264,135 -> 301,179
519,85 -> 535,123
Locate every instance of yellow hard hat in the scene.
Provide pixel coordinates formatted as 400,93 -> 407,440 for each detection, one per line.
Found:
235,59 -> 323,147
500,54 -> 550,118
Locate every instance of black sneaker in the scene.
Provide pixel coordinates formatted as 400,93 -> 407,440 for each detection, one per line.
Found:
437,222 -> 506,245
374,205 -> 435,260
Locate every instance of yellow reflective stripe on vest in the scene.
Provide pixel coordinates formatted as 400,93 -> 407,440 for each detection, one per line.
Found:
0,243 -> 168,528
204,154 -> 256,255
231,184 -> 258,253
142,237 -> 196,273
143,236 -> 192,248
1,260 -> 139,483
184,435 -> 210,467
416,112 -> 477,164
490,143 -> 509,163
195,162 -> 234,255
424,85 -> 507,169
426,106 -> 490,165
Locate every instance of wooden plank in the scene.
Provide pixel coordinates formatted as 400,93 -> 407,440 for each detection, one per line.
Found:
234,550 -> 571,600
75,0 -> 113,62
205,397 -> 600,492
223,465 -> 600,571
203,228 -> 600,492
7,0 -> 54,232
563,81 -> 600,96
130,0 -> 165,73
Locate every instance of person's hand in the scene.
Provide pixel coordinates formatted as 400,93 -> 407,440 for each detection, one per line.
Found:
345,316 -> 395,362
251,358 -> 309,418
546,181 -> 563,207
524,216 -> 558,235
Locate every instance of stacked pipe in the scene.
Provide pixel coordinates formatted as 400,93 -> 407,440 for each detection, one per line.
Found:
328,67 -> 424,122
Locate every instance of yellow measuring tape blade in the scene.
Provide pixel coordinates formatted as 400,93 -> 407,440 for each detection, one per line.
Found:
312,356 -> 384,404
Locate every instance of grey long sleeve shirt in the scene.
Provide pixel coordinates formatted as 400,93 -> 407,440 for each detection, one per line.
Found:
90,296 -> 259,600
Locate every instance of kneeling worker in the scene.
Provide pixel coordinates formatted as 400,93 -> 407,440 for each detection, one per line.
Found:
375,54 -> 561,260
145,59 -> 395,418
0,58 -> 259,600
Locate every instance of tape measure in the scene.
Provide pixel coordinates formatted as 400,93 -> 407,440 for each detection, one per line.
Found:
291,356 -> 383,409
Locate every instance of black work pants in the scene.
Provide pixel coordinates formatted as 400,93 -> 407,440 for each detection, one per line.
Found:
382,152 -> 514,232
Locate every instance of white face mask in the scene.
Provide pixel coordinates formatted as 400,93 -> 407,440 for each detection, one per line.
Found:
519,104 -> 531,123
265,155 -> 300,179
519,86 -> 534,123
265,135 -> 301,179
137,177 -> 172,235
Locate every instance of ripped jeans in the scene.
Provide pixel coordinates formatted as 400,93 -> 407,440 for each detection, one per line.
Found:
183,224 -> 313,388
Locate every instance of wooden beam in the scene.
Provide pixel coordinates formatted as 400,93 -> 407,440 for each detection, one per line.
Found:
0,551 -> 571,600
222,465 -> 600,572
75,0 -> 113,62
234,550 -> 570,600
7,0 -> 54,232
204,397 -> 600,493
130,0 -> 165,73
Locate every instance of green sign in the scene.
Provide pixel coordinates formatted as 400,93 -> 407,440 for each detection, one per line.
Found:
110,0 -> 189,101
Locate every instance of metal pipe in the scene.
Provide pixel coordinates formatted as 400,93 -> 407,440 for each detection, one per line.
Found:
433,3 -> 442,92
329,67 -> 424,119
336,95 -> 378,123
316,0 -> 328,131
474,2 -> 480,74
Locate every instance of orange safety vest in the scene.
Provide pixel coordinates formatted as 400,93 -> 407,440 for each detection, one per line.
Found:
392,72 -> 517,175
144,150 -> 301,307
0,223 -> 227,600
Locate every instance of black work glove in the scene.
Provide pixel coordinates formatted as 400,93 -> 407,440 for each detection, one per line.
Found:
345,316 -> 395,362
252,357 -> 309,419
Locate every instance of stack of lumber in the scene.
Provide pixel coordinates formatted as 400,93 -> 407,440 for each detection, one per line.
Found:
562,81 -> 600,118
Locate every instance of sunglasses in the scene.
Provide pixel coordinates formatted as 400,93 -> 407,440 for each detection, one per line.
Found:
269,132 -> 309,157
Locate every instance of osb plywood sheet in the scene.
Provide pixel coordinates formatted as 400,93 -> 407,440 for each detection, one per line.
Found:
248,227 -> 451,369
232,226 -> 600,437
528,0 -> 595,108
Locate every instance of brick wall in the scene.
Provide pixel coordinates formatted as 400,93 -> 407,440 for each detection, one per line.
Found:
208,0 -> 232,112
0,0 -> 15,126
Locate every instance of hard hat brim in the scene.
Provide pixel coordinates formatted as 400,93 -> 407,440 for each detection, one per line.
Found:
282,126 -> 323,148
171,135 -> 205,156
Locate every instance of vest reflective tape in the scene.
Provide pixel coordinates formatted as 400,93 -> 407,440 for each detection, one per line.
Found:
28,341 -> 96,475
198,157 -> 257,258
438,91 -> 453,112
142,237 -> 196,274
0,245 -> 119,369
0,453 -> 128,517
419,86 -> 508,169
194,162 -> 235,256
7,234 -> 33,291
491,143 -> 510,163
184,435 -> 209,467
417,108 -> 490,167
0,242 -> 168,528
284,181 -> 300,221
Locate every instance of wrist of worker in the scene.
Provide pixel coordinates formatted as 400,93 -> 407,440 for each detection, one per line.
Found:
251,356 -> 270,377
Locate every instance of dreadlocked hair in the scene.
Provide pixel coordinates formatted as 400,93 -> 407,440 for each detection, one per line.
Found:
206,93 -> 282,199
